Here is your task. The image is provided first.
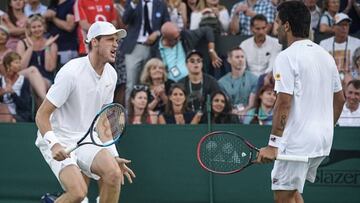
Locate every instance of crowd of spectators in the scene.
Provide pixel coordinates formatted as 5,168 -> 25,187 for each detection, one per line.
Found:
0,0 -> 359,126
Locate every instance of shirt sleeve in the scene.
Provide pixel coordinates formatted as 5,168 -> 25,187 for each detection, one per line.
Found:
332,62 -> 342,93
273,53 -> 295,95
46,67 -> 75,108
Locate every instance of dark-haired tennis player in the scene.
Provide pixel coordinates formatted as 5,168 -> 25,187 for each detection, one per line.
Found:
256,1 -> 345,203
35,21 -> 135,203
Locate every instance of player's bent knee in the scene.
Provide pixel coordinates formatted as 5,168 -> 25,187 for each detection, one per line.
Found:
103,167 -> 122,187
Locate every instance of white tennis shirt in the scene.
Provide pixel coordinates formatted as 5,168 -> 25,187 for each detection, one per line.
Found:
273,39 -> 342,157
44,56 -> 117,144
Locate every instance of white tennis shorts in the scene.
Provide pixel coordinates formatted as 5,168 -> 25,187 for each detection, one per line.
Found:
271,156 -> 326,193
35,131 -> 103,188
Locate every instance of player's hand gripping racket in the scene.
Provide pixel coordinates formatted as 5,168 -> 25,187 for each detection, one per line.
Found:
197,131 -> 308,175
65,103 -> 126,154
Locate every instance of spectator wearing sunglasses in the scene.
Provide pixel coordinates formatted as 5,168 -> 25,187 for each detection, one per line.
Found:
158,83 -> 202,124
127,84 -> 158,124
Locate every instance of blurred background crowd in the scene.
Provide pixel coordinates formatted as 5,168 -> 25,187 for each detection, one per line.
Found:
0,0 -> 359,126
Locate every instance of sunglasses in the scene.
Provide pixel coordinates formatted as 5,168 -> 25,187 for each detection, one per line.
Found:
133,84 -> 149,91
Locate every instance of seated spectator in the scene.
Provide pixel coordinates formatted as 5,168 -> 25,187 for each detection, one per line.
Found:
154,22 -> 222,82
337,79 -> 360,126
179,49 -> 220,112
319,0 -> 340,34
44,0 -> 78,67
158,83 -> 202,124
201,90 -> 239,124
218,47 -> 258,119
0,25 -> 47,102
239,14 -> 282,77
183,0 -> 199,29
24,0 -> 47,17
16,15 -> 58,86
229,0 -> 275,36
352,47 -> 360,80
0,52 -> 33,122
243,84 -> 275,125
140,58 -> 173,114
166,0 -> 187,30
189,0 -> 230,35
127,85 -> 158,124
319,13 -> 360,86
2,0 -> 27,51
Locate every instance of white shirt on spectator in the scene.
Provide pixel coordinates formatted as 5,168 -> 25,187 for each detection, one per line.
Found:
240,35 -> 282,76
24,3 -> 47,17
337,103 -> 360,126
274,39 -> 342,157
190,9 -> 230,33
319,36 -> 360,70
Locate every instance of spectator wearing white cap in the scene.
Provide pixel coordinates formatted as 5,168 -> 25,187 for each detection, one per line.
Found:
320,13 -> 360,86
35,21 -> 135,203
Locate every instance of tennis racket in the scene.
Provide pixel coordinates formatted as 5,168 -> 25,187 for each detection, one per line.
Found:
65,103 -> 126,154
197,131 -> 308,175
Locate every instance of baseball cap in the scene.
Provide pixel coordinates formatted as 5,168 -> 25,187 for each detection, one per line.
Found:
334,13 -> 352,25
186,49 -> 203,60
85,21 -> 127,43
0,25 -> 9,36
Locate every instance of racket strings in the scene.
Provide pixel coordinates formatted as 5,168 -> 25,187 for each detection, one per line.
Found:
200,133 -> 252,173
94,105 -> 125,145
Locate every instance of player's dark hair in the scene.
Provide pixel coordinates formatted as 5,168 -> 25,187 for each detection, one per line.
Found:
277,1 -> 310,38
250,14 -> 268,27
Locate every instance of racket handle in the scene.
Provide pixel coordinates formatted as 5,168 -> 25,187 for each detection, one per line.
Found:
64,145 -> 77,154
276,154 -> 309,163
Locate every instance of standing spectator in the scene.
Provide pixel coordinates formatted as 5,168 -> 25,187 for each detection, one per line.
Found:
320,13 -> 360,85
154,22 -> 222,82
179,50 -> 220,112
218,47 -> 258,119
2,0 -> 27,51
240,14 -> 282,77
243,84 -> 275,125
24,0 -> 47,17
183,0 -> 198,29
229,0 -> 275,36
166,0 -> 187,30
158,83 -> 202,124
319,0 -> 340,34
338,79 -> 360,126
189,0 -> 230,35
127,85 -> 158,124
200,90 -> 240,124
74,0 -> 118,55
139,58 -> 172,114
121,0 -> 170,103
304,0 -> 322,32
44,0 -> 78,67
0,52 -> 33,122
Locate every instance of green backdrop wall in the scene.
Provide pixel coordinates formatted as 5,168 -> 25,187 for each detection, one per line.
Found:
0,123 -> 359,203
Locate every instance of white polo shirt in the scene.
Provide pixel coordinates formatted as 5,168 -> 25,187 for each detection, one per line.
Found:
337,103 -> 360,127
240,35 -> 282,76
273,39 -> 342,157
38,56 -> 117,145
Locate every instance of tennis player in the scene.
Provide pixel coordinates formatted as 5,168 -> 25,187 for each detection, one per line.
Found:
256,1 -> 345,203
35,21 -> 135,203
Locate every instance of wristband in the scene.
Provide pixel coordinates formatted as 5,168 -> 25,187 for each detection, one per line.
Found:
108,144 -> 119,157
268,134 -> 283,148
43,131 -> 60,149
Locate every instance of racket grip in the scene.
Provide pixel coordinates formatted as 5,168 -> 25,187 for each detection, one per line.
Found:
276,154 -> 309,163
64,145 -> 77,154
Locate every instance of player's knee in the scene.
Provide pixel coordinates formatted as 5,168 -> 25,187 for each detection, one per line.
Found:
103,167 -> 122,187
68,187 -> 88,202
